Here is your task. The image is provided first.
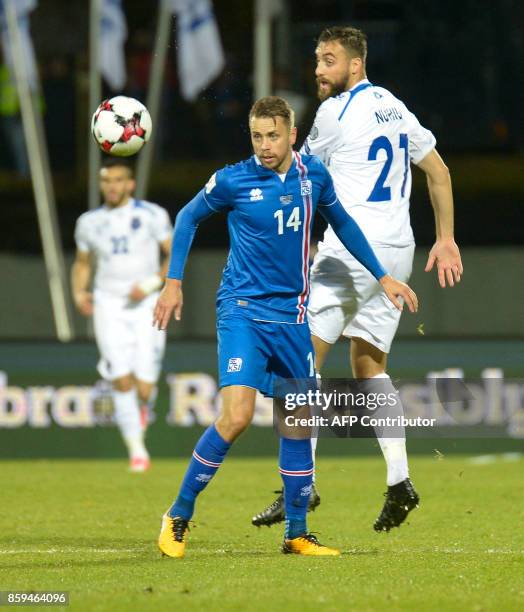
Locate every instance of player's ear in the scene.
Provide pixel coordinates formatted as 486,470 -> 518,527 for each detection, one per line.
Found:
129,178 -> 137,192
350,56 -> 363,75
289,126 -> 297,147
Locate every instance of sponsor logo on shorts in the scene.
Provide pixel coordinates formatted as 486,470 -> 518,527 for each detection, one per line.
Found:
227,358 -> 243,372
280,194 -> 293,204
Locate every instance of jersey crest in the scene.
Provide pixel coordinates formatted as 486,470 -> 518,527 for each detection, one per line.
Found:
300,180 -> 312,196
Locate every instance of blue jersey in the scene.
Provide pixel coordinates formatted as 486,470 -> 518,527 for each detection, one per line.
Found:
167,151 -> 386,324
204,152 -> 336,323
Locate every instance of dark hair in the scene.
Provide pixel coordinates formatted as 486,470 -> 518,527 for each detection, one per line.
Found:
318,26 -> 367,64
101,156 -> 134,176
249,96 -> 295,129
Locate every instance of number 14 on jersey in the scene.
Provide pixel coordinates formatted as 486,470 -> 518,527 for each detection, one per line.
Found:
274,207 -> 302,235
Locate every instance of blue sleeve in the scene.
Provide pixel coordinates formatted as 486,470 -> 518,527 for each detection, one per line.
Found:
317,163 -> 338,208
319,200 -> 388,280
202,168 -> 232,212
167,190 -> 217,280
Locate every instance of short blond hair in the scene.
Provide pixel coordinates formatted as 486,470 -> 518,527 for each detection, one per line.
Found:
249,96 -> 295,130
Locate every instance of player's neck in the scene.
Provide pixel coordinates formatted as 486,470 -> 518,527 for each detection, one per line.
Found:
347,72 -> 368,90
274,150 -> 293,175
106,196 -> 132,209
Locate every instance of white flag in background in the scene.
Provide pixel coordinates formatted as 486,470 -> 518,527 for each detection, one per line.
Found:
100,0 -> 127,91
0,0 -> 38,90
168,0 -> 225,101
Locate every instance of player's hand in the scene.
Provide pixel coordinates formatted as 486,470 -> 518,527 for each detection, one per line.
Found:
153,278 -> 183,330
129,285 -> 147,302
379,275 -> 418,313
73,291 -> 94,317
425,237 -> 463,288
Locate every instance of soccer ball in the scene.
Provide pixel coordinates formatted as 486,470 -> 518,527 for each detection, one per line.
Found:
91,96 -> 152,157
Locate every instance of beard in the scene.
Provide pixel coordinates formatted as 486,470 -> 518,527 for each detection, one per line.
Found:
316,77 -> 348,101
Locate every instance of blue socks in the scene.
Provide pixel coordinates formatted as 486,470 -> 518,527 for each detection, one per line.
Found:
279,437 -> 314,539
168,425 -> 231,520
168,428 -> 313,541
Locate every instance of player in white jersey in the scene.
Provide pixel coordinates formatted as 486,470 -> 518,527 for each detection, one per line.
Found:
72,159 -> 172,472
252,26 -> 463,531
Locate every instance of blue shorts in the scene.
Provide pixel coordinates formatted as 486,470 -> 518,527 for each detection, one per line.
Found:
217,312 -> 316,397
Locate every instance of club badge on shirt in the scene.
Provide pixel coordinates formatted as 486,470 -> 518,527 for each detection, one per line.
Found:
300,180 -> 312,196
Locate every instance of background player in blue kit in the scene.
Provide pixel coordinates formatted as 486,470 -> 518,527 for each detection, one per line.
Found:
154,96 -> 418,558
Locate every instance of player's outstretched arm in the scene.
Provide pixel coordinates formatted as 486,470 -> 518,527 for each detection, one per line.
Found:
320,200 -> 386,279
416,149 -> 463,288
71,250 -> 94,317
320,200 -> 418,313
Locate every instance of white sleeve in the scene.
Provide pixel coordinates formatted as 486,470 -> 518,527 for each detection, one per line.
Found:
300,102 -> 343,164
151,206 -> 172,242
74,217 -> 91,253
403,106 -> 436,164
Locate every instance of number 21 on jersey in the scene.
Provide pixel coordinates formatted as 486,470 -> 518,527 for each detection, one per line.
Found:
367,133 -> 409,202
274,207 -> 301,235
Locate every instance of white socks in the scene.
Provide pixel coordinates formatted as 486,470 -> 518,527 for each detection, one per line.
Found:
113,389 -> 149,460
310,372 -> 409,487
371,373 -> 409,486
377,437 -> 409,486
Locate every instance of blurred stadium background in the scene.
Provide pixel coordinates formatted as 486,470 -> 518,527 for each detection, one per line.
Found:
0,0 -> 523,459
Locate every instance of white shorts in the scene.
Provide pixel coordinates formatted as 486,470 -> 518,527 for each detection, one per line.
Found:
93,292 -> 166,383
307,244 -> 415,353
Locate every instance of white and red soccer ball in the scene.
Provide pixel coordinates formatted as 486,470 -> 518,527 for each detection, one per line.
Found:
91,96 -> 152,157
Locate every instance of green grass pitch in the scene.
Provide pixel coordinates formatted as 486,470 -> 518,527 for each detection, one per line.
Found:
1,455 -> 523,611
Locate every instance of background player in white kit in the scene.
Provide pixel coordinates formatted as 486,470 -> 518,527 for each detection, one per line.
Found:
72,159 -> 172,472
253,26 -> 463,531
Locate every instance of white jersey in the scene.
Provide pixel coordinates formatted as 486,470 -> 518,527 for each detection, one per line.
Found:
301,79 -> 436,249
74,198 -> 172,298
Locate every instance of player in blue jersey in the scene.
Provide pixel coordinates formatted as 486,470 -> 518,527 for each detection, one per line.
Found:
154,96 -> 418,558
